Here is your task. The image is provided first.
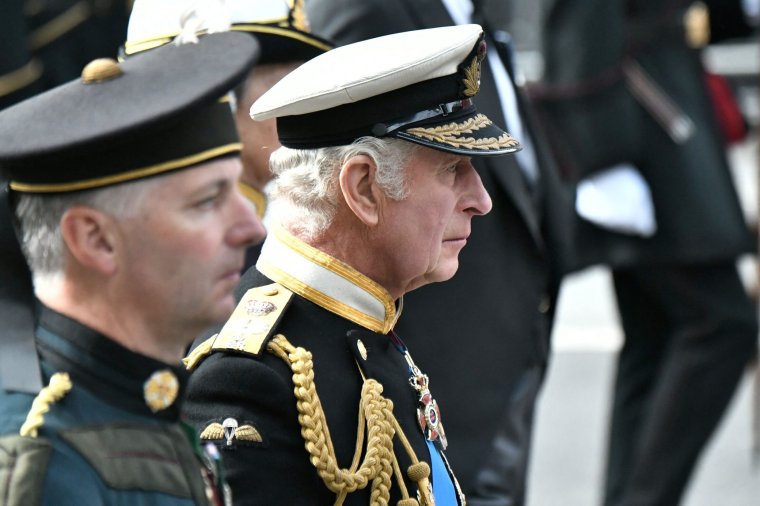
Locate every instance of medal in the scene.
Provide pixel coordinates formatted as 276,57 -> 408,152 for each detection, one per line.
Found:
389,331 -> 448,449
400,348 -> 448,450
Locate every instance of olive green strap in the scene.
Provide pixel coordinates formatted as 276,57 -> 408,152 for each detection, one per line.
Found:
0,434 -> 53,506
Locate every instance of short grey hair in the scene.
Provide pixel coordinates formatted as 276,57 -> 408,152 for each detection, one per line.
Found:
268,136 -> 419,240
15,177 -> 159,282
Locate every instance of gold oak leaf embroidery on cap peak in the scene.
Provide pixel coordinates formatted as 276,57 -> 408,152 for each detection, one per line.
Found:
406,114 -> 520,150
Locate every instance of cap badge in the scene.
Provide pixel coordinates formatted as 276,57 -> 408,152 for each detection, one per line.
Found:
462,39 -> 487,97
143,369 -> 180,412
81,58 -> 123,84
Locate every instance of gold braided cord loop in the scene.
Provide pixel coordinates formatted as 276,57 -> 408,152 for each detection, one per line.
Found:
268,334 -> 397,505
19,372 -> 73,438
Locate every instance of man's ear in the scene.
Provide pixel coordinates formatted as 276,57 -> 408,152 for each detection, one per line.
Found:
59,206 -> 119,275
339,154 -> 385,227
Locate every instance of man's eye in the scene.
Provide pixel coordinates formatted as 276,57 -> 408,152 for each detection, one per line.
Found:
195,194 -> 220,208
447,163 -> 459,173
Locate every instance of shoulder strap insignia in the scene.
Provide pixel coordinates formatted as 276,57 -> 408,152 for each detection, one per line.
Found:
211,283 -> 293,357
182,334 -> 216,371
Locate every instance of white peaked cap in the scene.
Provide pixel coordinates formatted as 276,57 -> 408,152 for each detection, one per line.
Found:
249,24 -> 521,156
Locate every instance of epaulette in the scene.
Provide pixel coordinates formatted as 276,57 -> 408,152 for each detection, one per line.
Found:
183,283 -> 293,371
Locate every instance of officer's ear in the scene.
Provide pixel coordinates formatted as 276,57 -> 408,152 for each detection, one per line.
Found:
59,206 -> 119,276
339,154 -> 385,227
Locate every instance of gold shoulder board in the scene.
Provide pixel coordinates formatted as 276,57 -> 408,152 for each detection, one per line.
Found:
210,283 -> 294,357
182,335 -> 216,371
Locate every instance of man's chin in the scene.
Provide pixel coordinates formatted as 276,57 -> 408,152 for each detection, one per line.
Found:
207,295 -> 238,325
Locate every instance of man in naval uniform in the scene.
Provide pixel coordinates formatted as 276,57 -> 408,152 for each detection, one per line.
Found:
124,0 -> 333,267
182,24 -> 520,505
0,32 -> 264,505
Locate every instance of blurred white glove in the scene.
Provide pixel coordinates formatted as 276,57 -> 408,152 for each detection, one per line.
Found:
575,163 -> 657,237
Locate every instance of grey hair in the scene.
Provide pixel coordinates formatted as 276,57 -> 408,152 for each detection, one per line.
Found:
268,137 -> 419,240
14,177 -> 159,283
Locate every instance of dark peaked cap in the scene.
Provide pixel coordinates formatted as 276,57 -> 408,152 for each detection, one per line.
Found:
0,32 -> 260,193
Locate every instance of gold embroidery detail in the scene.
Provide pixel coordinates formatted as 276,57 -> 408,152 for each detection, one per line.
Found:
200,422 -> 225,441
212,283 -> 294,356
235,425 -> 263,442
406,114 -> 520,150
462,45 -> 486,97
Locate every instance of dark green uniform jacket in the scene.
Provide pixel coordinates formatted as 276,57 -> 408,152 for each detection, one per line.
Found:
0,305 -> 227,506
183,226 -> 464,505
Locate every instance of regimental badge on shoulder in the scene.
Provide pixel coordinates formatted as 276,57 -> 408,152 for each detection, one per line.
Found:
200,417 -> 263,447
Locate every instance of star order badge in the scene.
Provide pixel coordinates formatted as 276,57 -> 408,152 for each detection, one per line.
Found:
411,370 -> 448,450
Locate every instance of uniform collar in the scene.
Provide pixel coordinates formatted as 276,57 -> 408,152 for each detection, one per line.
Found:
35,304 -> 189,421
255,226 -> 401,334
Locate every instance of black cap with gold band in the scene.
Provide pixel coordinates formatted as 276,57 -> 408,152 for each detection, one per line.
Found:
0,31 -> 260,194
250,24 -> 521,157
124,0 -> 332,64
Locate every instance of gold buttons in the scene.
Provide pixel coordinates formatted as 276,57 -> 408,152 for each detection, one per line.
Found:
81,58 -> 123,84
262,286 -> 279,296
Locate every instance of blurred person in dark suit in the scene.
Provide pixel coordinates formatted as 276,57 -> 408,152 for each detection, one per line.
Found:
307,1 -> 574,505
529,1 -> 758,504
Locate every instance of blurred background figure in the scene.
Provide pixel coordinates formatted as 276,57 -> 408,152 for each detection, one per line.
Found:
307,1 -> 574,505
1,0 -> 132,110
527,1 -> 759,505
124,0 -> 333,267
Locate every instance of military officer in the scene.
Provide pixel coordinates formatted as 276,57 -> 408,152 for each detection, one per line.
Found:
182,24 -> 521,505
0,31 -> 264,505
